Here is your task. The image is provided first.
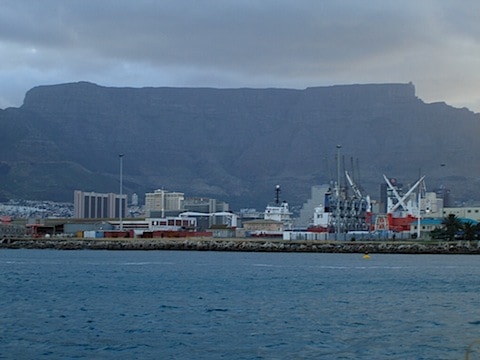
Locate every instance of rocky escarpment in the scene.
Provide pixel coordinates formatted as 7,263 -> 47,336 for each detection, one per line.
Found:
1,82 -> 480,208
1,237 -> 479,254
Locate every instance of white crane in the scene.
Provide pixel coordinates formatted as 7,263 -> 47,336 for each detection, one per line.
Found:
383,175 -> 425,214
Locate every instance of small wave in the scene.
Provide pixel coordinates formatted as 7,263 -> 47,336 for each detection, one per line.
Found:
100,344 -> 152,352
159,304 -> 180,310
121,261 -> 174,266
252,263 -> 284,268
123,262 -> 152,266
205,308 -> 229,313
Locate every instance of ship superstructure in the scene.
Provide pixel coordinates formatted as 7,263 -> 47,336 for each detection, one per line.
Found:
264,185 -> 293,230
383,175 -> 426,232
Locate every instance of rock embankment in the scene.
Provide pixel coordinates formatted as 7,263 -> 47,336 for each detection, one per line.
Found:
1,237 -> 480,254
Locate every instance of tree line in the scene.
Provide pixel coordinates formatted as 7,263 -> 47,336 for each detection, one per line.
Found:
430,214 -> 480,241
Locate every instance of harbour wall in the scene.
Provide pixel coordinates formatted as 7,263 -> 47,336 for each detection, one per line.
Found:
1,237 -> 480,254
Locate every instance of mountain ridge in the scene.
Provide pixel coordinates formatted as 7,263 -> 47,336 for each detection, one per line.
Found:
1,81 -> 479,209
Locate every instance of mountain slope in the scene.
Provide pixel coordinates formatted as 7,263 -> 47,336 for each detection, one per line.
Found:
1,82 -> 479,209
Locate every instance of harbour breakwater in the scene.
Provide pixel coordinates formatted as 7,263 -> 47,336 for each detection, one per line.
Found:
1,237 -> 480,254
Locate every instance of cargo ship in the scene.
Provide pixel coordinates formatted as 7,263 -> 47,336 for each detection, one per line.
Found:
383,175 -> 425,232
308,171 -> 371,233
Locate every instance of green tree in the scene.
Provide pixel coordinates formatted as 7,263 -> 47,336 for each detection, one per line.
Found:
463,221 -> 477,241
442,214 -> 463,241
430,227 -> 445,240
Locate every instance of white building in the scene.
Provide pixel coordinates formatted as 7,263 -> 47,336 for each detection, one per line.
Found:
443,207 -> 480,222
131,193 -> 139,206
144,189 -> 184,217
297,184 -> 331,227
421,191 -> 444,218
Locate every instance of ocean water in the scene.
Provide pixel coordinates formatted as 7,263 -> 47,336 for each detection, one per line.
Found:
1,250 -> 480,359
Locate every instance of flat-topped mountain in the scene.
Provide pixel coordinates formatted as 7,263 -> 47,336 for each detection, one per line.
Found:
0,82 -> 479,209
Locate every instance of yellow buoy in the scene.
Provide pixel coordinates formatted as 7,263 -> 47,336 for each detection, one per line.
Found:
362,252 -> 370,259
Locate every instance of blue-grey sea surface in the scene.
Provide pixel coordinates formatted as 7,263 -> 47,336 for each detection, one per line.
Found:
1,249 -> 480,359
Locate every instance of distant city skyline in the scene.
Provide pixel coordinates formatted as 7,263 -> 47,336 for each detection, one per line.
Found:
1,1 -> 480,112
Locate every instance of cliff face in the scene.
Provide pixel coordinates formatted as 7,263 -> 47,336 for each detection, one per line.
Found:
0,81 -> 479,208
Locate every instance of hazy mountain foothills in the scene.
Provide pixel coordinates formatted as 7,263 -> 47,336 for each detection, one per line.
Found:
0,81 -> 479,210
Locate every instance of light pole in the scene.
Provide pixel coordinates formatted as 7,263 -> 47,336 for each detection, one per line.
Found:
440,163 -> 446,209
417,186 -> 421,239
119,154 -> 124,231
336,144 -> 342,236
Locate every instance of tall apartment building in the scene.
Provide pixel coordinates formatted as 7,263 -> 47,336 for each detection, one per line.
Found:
144,189 -> 184,217
74,190 -> 127,219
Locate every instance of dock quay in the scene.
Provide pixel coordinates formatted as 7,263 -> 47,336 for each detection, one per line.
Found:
1,237 -> 480,254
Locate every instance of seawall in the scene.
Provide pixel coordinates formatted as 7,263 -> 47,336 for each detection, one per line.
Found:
1,237 -> 480,254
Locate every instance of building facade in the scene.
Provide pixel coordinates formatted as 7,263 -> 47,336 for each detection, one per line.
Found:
183,197 -> 229,213
74,190 -> 127,219
144,189 -> 185,217
443,207 -> 480,222
183,197 -> 230,229
243,219 -> 284,232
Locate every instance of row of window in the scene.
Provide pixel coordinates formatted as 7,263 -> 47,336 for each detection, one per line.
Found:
151,219 -> 195,227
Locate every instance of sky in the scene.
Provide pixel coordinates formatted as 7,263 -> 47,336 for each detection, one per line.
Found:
1,0 -> 480,112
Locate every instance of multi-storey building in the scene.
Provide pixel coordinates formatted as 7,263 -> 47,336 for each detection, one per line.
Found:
74,190 -> 127,219
144,189 -> 184,217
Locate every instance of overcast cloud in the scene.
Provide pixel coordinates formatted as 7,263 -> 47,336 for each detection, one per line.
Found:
1,0 -> 480,112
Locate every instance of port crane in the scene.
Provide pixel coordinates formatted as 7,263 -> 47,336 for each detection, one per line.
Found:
383,175 -> 425,214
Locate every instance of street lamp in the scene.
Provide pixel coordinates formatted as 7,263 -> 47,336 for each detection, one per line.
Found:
119,154 -> 124,231
417,183 -> 422,239
440,163 -> 447,208
336,144 -> 342,236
